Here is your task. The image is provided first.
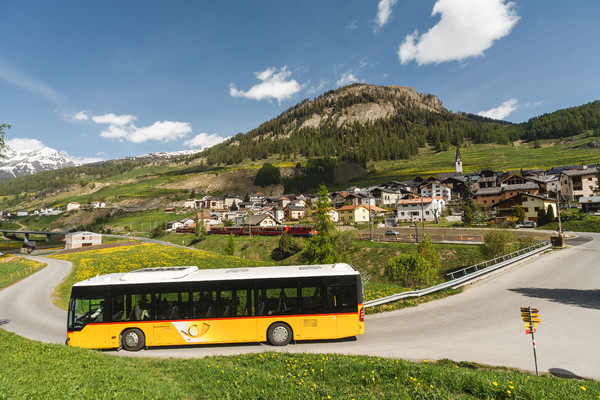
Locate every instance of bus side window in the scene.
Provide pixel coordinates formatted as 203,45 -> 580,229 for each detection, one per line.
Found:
129,293 -> 152,321
326,285 -> 357,313
111,294 -> 126,321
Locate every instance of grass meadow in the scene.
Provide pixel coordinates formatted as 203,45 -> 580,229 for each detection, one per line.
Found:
1,328 -> 598,399
0,255 -> 46,290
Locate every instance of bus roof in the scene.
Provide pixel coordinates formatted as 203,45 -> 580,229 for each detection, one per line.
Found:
73,263 -> 359,287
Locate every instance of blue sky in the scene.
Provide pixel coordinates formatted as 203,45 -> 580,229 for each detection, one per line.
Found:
1,1 -> 599,163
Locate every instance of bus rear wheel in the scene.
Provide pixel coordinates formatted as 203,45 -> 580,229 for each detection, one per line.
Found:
267,322 -> 292,346
122,328 -> 145,351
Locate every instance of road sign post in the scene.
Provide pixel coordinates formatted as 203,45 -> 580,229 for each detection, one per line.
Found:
521,306 -> 540,376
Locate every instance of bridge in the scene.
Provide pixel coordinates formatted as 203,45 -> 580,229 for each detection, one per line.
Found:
0,230 -> 69,242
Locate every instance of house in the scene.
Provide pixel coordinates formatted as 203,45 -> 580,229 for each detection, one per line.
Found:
17,210 -> 28,216
272,207 -> 286,222
579,196 -> 600,213
249,193 -> 266,205
285,205 -> 305,220
370,187 -> 410,206
169,221 -> 185,231
491,193 -> 558,223
165,207 -> 176,213
64,231 -> 102,249
90,201 -> 106,209
244,214 -> 278,227
313,208 -> 339,223
337,205 -> 370,223
396,197 -> 445,222
277,197 -> 291,208
497,174 -> 536,187
473,182 -> 540,207
224,195 -> 242,209
201,196 -> 225,210
66,202 -> 81,212
420,182 -> 452,201
560,166 -> 599,201
184,199 -> 202,209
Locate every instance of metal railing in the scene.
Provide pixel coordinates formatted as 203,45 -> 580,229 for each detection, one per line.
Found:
363,240 -> 552,308
359,233 -> 485,244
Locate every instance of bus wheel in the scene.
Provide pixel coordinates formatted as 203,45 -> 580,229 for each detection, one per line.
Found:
122,328 -> 145,351
267,322 -> 292,346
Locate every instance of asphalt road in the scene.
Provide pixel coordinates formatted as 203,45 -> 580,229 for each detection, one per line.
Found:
1,234 -> 599,380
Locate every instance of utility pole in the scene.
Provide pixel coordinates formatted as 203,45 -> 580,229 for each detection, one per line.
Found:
556,186 -> 563,237
368,190 -> 372,241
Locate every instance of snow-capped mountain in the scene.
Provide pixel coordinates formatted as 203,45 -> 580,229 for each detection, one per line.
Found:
0,146 -> 76,178
119,148 -> 203,161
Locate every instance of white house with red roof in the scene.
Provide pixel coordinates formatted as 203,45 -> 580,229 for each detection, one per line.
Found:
396,197 -> 445,222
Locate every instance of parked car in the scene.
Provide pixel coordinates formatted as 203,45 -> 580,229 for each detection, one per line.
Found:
384,229 -> 399,236
522,221 -> 537,228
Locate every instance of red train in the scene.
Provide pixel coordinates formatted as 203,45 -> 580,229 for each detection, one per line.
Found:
209,225 -> 317,237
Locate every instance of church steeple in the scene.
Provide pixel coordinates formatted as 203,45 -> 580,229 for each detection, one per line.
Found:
455,146 -> 463,173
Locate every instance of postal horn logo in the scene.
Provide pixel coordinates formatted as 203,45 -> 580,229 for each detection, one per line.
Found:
181,323 -> 210,338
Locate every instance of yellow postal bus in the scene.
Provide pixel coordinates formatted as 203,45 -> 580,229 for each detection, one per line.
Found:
67,263 -> 364,351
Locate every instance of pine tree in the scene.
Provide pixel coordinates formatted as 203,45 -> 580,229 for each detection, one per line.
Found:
305,185 -> 339,264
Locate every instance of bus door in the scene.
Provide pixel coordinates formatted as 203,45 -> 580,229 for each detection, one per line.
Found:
69,296 -> 110,348
325,279 -> 359,338
299,279 -> 336,339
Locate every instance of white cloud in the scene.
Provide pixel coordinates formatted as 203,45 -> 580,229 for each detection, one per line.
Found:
92,113 -> 136,126
336,72 -> 360,87
347,20 -> 358,32
477,98 -> 518,120
184,133 -> 227,149
0,59 -> 64,104
375,0 -> 398,30
83,112 -> 192,143
6,138 -> 46,152
398,0 -> 520,65
229,66 -> 301,103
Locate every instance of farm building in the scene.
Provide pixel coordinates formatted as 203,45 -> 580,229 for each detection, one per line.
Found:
65,231 -> 102,249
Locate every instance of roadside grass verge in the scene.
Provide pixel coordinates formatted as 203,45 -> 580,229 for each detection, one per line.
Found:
0,255 -> 46,290
1,329 -> 598,399
50,243 -> 262,309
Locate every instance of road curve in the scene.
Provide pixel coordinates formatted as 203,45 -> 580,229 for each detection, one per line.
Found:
1,234 -> 599,380
0,256 -> 70,344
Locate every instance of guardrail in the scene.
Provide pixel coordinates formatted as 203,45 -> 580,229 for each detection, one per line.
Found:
359,233 -> 484,244
363,241 -> 552,308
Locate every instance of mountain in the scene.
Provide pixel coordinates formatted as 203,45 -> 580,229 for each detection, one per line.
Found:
192,84 -> 600,167
0,146 -> 76,179
194,83 -> 512,166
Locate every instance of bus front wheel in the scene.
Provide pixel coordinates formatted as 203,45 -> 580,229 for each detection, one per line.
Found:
267,322 -> 292,346
121,328 -> 145,351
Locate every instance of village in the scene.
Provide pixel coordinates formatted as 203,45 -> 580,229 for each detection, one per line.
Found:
2,151 -> 599,238
167,150 -> 600,233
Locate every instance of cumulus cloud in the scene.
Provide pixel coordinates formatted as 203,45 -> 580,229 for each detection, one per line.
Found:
398,0 -> 520,65
6,138 -> 47,152
229,66 -> 301,103
375,0 -> 398,30
75,111 -> 192,144
92,113 -> 136,126
477,98 -> 518,120
336,72 -> 360,87
184,133 -> 227,150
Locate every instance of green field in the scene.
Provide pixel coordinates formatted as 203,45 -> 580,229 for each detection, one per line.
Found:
354,137 -> 600,187
0,329 -> 598,399
0,255 -> 46,290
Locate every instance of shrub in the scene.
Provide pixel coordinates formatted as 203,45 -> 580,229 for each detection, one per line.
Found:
385,253 -> 438,289
481,229 -> 515,259
223,235 -> 235,256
